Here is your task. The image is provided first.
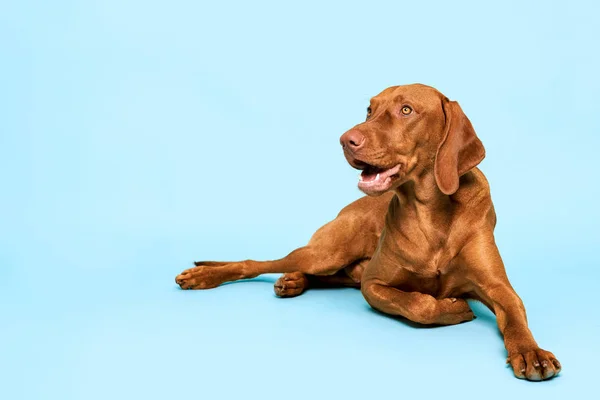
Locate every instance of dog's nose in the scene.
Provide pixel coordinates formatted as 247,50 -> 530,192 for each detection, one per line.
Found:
340,130 -> 365,151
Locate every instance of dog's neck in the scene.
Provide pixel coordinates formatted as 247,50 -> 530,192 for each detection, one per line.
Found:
396,169 -> 451,207
392,169 -> 456,235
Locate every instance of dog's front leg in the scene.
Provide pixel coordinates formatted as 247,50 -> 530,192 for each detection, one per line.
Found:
461,233 -> 561,381
361,253 -> 475,326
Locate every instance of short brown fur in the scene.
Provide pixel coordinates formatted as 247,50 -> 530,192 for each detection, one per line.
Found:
176,84 -> 560,381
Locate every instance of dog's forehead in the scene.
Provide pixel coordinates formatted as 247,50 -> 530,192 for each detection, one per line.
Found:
371,84 -> 444,107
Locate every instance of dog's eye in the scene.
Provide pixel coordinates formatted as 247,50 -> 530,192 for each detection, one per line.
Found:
401,106 -> 412,115
366,107 -> 372,118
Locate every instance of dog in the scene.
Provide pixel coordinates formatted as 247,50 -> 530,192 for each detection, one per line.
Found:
176,84 -> 561,381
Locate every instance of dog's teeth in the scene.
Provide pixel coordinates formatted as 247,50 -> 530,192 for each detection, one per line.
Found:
376,173 -> 380,180
358,174 -> 363,181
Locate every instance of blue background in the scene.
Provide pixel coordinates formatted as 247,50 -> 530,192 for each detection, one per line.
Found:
1,1 -> 598,399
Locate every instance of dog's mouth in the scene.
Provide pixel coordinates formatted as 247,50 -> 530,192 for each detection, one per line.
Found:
352,160 -> 403,194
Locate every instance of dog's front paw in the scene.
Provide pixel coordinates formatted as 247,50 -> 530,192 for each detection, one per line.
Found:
434,298 -> 475,325
507,348 -> 561,381
274,272 -> 308,298
175,263 -> 240,290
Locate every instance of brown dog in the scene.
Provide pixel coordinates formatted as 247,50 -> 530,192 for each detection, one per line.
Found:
176,84 -> 560,381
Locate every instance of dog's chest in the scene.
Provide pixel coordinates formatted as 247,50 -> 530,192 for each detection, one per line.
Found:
388,212 -> 456,270
385,234 -> 465,296
383,208 -> 466,294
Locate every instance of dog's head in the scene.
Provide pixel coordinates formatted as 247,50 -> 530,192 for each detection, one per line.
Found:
340,84 -> 485,196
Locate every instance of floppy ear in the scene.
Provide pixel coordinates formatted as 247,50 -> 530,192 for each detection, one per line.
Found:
434,99 -> 486,195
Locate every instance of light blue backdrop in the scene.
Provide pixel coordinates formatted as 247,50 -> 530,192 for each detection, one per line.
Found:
1,1 -> 598,399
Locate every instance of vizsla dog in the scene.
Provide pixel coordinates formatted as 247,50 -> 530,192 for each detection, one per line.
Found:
176,84 -> 561,381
